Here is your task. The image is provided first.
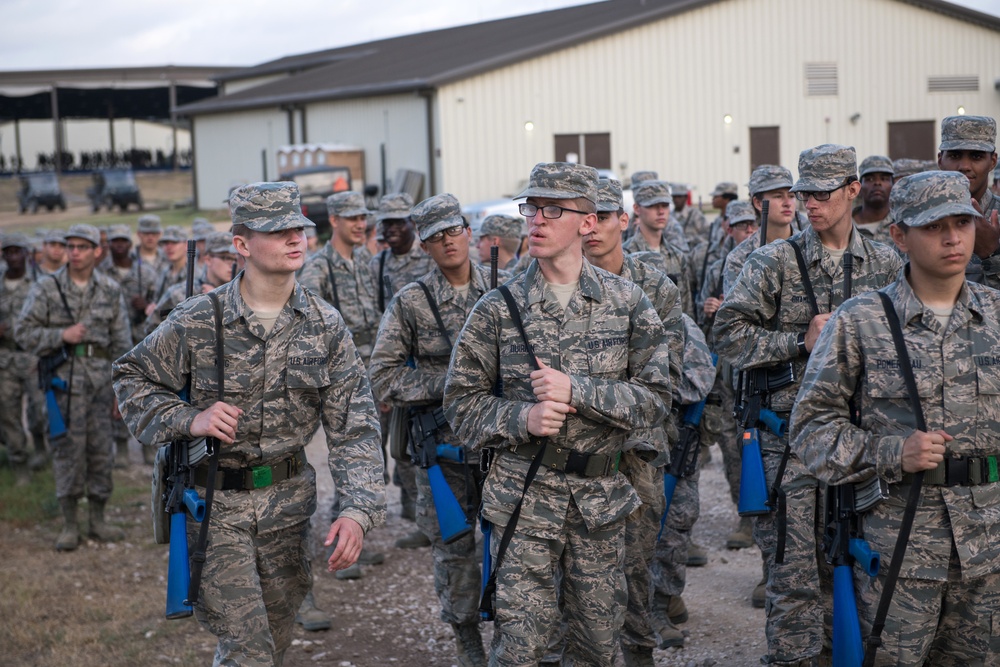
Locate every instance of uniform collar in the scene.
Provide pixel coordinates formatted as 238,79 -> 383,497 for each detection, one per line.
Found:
222,273 -> 310,326
523,256 -> 602,307
891,265 -> 983,329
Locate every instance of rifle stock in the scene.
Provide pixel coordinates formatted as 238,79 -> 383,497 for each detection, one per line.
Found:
410,409 -> 473,545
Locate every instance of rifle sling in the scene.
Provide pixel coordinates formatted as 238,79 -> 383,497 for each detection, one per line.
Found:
863,292 -> 926,667
480,285 -> 546,619
416,281 -> 452,349
324,254 -> 342,312
187,292 -> 224,608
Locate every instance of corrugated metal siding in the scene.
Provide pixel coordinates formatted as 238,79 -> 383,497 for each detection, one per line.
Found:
193,108 -> 287,208
437,0 -> 1000,205
306,95 -> 430,196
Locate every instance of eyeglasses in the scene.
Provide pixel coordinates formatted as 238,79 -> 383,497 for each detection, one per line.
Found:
424,225 -> 467,244
730,221 -> 758,231
65,243 -> 95,252
211,254 -> 237,263
793,181 -> 851,202
519,203 -> 589,219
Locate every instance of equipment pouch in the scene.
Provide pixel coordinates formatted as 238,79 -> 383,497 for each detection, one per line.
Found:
388,405 -> 410,462
152,443 -> 171,545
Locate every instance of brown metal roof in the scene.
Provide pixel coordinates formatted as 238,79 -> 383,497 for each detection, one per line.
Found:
177,0 -> 1000,116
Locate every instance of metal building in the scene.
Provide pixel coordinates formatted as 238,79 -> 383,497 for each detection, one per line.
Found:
178,0 -> 1000,209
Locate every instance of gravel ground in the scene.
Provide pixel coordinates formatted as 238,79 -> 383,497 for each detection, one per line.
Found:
291,435 -> 766,667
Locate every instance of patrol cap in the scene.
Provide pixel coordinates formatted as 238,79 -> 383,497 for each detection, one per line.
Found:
596,178 -> 624,213
479,214 -> 524,239
411,193 -> 466,242
191,218 -> 214,241
859,155 -> 894,178
65,224 -> 101,247
159,226 -> 188,243
725,200 -> 757,225
204,231 -> 235,255
108,224 -> 132,241
748,165 -> 794,196
327,191 -> 369,218
711,182 -> 739,197
629,171 -> 658,186
375,192 -> 414,222
890,171 -> 982,228
223,183 -> 244,204
137,214 -> 162,234
892,158 -> 925,179
230,181 -> 315,232
670,182 -> 690,196
514,162 -> 599,204
790,144 -> 857,193
633,180 -> 673,207
1,232 -> 31,250
939,115 -> 996,153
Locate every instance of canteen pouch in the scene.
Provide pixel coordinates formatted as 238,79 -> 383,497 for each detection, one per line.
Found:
388,405 -> 410,461
152,443 -> 171,545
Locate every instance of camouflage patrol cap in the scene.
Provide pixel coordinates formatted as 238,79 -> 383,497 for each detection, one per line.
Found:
670,182 -> 690,196
859,155 -> 894,178
892,158 -> 925,179
158,226 -> 188,244
65,224 -> 101,247
480,214 -> 524,239
230,181 -> 315,232
44,229 -> 66,245
204,231 -> 235,255
411,193 -> 466,242
191,218 -> 214,241
107,224 -> 132,241
629,171 -> 658,186
514,162 -> 599,204
939,115 -> 996,153
710,182 -> 739,197
790,144 -> 857,193
327,191 -> 369,218
137,214 -> 162,234
376,192 -> 414,222
595,178 -> 624,213
1,232 -> 31,250
890,171 -> 982,228
725,200 -> 757,225
633,180 -> 673,207
748,165 -> 793,196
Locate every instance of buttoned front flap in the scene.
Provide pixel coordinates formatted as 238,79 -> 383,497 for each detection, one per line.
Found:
975,354 -> 1000,395
285,342 -> 331,418
583,308 -> 629,380
866,356 -> 936,400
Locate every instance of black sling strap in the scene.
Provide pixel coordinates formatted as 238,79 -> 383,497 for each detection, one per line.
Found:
50,274 -> 76,432
416,281 -> 452,349
863,291 -> 926,667
323,254 -> 342,312
785,239 -> 820,316
187,292 -> 225,608
377,250 -> 388,311
479,284 -> 547,620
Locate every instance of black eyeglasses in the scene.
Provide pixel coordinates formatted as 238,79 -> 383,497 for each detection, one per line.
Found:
424,225 -> 467,244
793,180 -> 852,202
730,221 -> 758,231
519,203 -> 589,219
65,243 -> 95,252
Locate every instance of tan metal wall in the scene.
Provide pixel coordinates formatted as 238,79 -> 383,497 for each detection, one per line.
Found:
437,0 -> 1000,205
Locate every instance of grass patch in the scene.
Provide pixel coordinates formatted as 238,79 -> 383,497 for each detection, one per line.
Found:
0,467 -> 58,525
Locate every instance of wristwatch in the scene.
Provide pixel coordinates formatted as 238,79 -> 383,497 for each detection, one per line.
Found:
797,332 -> 808,357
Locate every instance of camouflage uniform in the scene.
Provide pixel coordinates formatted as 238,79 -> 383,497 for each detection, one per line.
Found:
790,171 -> 1000,666
149,226 -> 189,304
0,234 -> 37,476
853,156 -> 896,248
113,182 -> 386,667
15,225 -> 132,507
671,183 -> 708,246
102,224 -> 157,344
370,196 -> 508,661
134,214 -> 168,276
714,146 -> 903,664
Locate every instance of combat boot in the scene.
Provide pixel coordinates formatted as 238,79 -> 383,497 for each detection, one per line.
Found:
56,497 -> 80,551
654,618 -> 685,649
667,595 -> 688,624
356,547 -> 385,565
621,644 -> 655,667
726,516 -> 754,549
394,529 -> 431,549
752,576 -> 766,608
295,591 -> 332,631
686,541 -> 708,566
87,498 -> 125,542
335,563 -> 363,580
451,622 -> 486,667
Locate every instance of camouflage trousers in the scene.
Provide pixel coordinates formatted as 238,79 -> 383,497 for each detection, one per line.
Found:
0,353 -> 33,465
651,466 -> 700,601
855,551 -> 1000,666
189,467 -> 316,667
51,368 -> 114,501
488,498 -> 627,666
414,460 -> 482,626
755,429 -> 831,665
700,367 -> 740,505
620,452 -> 665,650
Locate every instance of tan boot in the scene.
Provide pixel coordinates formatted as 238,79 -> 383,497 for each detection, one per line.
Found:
295,591 -> 332,631
655,618 -> 685,649
667,595 -> 689,624
334,563 -> 363,580
452,622 -> 486,667
87,498 -> 125,542
752,576 -> 766,608
621,644 -> 655,667
56,498 -> 80,551
726,516 -> 754,549
686,541 -> 708,566
394,529 -> 430,549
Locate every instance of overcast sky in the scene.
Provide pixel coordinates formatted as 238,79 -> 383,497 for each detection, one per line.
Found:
3,0 -> 999,71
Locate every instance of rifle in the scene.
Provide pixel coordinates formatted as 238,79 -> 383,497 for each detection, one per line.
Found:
734,365 -> 793,516
826,480 -> 883,667
38,346 -> 70,440
409,407 -> 473,544
481,246 -> 501,618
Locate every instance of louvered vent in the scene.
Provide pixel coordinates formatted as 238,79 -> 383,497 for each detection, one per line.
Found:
928,76 -> 979,92
805,63 -> 838,96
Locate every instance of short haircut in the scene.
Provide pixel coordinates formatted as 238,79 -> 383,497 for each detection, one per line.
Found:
230,223 -> 256,239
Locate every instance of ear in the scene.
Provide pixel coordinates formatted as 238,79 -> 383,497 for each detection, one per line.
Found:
579,212 -> 598,237
889,223 -> 908,253
846,180 -> 862,200
232,235 -> 251,258
617,211 -> 629,232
